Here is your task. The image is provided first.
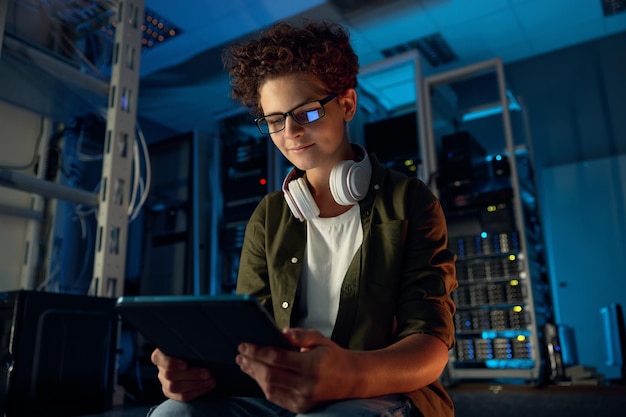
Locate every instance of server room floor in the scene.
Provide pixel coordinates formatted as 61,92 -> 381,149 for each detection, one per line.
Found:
81,383 -> 626,417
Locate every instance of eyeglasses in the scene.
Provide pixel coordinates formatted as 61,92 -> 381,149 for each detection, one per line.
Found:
255,94 -> 337,134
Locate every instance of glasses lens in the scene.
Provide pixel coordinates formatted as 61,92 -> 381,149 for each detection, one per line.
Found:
292,103 -> 324,124
256,97 -> 331,134
257,115 -> 285,134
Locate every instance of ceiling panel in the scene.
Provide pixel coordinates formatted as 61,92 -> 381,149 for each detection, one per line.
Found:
440,9 -> 526,63
512,0 -> 606,56
421,0 -> 510,27
3,0 -> 625,134
139,0 -> 326,76
132,0 -> 626,132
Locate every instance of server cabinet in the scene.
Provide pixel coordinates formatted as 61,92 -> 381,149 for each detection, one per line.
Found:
213,112 -> 284,294
421,58 -> 552,384
137,131 -> 210,296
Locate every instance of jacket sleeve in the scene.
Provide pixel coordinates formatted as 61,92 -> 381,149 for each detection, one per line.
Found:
235,191 -> 306,329
235,194 -> 272,312
394,178 -> 458,348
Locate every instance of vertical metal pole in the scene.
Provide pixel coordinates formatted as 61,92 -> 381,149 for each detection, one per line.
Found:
420,77 -> 437,191
191,131 -> 201,295
495,58 -> 542,379
19,119 -> 52,290
411,52 -> 425,182
208,130 -> 222,295
90,0 -> 144,298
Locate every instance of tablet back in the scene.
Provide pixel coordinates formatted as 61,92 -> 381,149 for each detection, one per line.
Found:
115,294 -> 291,397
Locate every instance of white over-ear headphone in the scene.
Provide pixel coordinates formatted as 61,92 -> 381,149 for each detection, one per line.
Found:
282,145 -> 372,221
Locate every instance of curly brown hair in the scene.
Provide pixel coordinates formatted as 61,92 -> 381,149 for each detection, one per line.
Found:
223,20 -> 359,114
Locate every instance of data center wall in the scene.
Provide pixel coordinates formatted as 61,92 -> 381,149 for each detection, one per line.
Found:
541,154 -> 626,381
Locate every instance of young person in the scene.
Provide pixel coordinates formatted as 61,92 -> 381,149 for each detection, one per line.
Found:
148,20 -> 457,417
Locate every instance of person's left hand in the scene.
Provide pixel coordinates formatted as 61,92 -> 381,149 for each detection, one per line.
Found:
236,328 -> 355,413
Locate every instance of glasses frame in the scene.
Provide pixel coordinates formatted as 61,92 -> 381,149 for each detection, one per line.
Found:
254,94 -> 337,134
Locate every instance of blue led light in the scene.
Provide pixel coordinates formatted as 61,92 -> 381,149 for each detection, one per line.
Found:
481,330 -> 531,339
485,359 -> 535,369
481,232 -> 488,239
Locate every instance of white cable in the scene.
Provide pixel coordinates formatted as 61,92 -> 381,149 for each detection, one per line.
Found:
129,123 -> 152,222
68,111 -> 151,222
38,257 -> 60,292
70,213 -> 94,292
137,122 -> 152,210
75,182 -> 100,217
127,139 -> 141,217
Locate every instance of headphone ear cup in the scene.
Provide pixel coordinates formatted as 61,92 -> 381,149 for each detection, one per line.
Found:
330,152 -> 372,206
288,177 -> 320,220
330,160 -> 355,206
347,159 -> 371,201
282,168 -> 303,221
282,168 -> 320,221
283,186 -> 304,221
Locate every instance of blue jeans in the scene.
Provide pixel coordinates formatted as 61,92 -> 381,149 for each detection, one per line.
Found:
147,394 -> 418,417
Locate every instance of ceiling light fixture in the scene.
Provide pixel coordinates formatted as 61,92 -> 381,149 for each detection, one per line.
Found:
139,7 -> 182,50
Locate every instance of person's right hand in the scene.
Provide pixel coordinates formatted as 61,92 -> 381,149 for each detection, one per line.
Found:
151,348 -> 216,401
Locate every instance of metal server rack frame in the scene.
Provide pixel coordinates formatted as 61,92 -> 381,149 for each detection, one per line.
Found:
0,1 -> 144,297
90,0 -> 145,298
420,57 -> 547,383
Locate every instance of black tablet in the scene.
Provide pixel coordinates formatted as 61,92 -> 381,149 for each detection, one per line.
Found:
115,294 -> 293,397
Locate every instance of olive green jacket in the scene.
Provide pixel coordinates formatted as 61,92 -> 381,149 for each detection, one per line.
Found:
237,154 -> 458,417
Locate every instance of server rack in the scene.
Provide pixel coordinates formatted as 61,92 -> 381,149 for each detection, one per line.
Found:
1,1 -> 145,411
420,58 -> 552,384
138,131 -> 209,296
214,112 -> 285,294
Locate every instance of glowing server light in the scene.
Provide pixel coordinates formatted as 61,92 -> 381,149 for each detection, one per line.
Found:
140,7 -> 182,49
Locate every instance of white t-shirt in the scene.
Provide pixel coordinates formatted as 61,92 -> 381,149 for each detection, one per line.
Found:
299,204 -> 363,337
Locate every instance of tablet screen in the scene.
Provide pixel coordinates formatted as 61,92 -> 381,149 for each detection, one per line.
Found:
115,294 -> 292,396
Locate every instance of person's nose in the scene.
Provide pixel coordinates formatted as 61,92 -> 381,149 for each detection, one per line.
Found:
283,114 -> 304,138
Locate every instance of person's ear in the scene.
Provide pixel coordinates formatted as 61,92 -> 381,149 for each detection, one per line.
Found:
338,89 -> 357,122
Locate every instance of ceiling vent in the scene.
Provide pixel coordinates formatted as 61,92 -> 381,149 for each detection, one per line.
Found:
382,33 -> 458,67
602,0 -> 626,16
